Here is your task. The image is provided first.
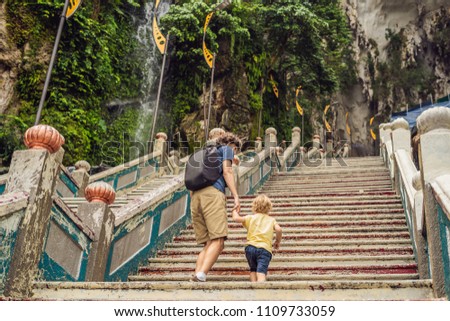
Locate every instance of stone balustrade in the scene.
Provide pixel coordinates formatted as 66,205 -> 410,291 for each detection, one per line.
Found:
278,127 -> 302,172
380,107 -> 450,300
0,125 -> 286,297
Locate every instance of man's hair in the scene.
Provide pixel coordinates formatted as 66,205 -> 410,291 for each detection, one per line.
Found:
217,132 -> 242,149
252,194 -> 272,214
208,128 -> 225,140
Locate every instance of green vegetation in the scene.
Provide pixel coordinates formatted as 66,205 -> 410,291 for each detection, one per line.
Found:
1,0 -> 353,165
2,0 -> 143,166
372,28 -> 435,112
162,0 -> 352,141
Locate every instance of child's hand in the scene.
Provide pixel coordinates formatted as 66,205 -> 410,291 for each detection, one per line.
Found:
273,241 -> 280,250
231,208 -> 245,223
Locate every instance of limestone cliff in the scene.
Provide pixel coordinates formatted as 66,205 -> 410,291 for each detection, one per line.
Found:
0,2 -> 20,114
338,0 -> 450,151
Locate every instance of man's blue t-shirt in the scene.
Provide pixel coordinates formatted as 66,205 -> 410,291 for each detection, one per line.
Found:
212,145 -> 234,193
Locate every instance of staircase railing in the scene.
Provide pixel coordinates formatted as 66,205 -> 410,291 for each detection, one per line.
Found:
380,107 -> 450,300
0,125 -> 285,298
0,174 -> 7,195
278,127 -> 302,172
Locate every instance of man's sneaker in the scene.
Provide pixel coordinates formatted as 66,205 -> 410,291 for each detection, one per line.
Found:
190,274 -> 205,282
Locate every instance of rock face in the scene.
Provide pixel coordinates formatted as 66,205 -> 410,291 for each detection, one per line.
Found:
338,0 -> 450,151
181,40 -> 253,143
0,3 -> 21,114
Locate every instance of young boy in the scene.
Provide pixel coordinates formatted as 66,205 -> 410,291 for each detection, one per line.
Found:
231,194 -> 282,282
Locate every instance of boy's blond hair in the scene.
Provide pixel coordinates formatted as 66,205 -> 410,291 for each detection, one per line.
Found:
252,194 -> 272,214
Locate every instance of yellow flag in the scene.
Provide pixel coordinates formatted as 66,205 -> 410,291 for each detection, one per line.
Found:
324,104 -> 332,131
345,112 -> 351,135
296,101 -> 303,116
370,116 -> 377,140
202,12 -> 214,68
204,12 -> 214,33
202,41 -> 214,68
270,75 -> 279,98
66,0 -> 82,18
295,85 -> 303,116
152,16 -> 166,54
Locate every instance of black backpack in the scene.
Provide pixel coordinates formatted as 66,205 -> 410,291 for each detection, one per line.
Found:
184,143 -> 223,191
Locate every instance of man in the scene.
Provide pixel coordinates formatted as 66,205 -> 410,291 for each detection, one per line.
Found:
190,132 -> 241,282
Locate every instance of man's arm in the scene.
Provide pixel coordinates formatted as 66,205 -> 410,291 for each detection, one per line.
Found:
222,159 -> 240,212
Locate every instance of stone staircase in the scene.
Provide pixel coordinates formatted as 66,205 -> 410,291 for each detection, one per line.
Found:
32,157 -> 434,300
61,175 -> 179,215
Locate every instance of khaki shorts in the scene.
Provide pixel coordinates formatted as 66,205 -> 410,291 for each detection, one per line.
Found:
191,186 -> 228,244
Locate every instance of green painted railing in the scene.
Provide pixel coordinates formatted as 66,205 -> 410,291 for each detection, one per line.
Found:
0,192 -> 28,293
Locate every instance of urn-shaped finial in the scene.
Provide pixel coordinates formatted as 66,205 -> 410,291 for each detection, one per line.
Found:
23,125 -> 65,153
85,182 -> 116,205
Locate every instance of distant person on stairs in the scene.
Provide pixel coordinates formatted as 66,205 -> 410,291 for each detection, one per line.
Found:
232,194 -> 282,282
190,132 -> 242,282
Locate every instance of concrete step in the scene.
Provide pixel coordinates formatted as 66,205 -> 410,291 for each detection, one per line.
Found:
225,209 -> 406,217
259,188 -> 395,195
228,194 -> 401,202
157,247 -> 413,257
139,263 -> 418,275
255,191 -> 397,198
166,239 -> 413,248
179,226 -> 409,237
146,255 -> 415,267
228,204 -> 404,212
267,176 -> 391,183
225,214 -> 406,223
290,168 -> 389,176
261,186 -> 394,193
129,273 -> 419,282
173,232 -> 411,242
32,279 -> 434,300
194,219 -> 407,229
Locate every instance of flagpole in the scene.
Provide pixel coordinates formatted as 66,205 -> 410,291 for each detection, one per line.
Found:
150,34 -> 170,146
35,0 -> 70,125
301,114 -> 304,145
205,53 -> 216,140
258,90 -> 263,138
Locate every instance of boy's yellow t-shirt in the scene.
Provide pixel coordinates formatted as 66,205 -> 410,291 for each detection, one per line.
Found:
242,213 -> 277,253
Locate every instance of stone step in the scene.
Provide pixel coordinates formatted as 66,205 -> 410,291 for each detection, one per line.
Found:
256,191 -> 397,198
32,280 -> 434,300
256,186 -> 394,194
259,188 -> 394,195
139,263 -> 418,274
292,164 -> 387,170
146,255 -> 415,267
228,209 -> 405,217
228,204 -> 404,212
266,179 -> 392,186
268,175 -> 391,182
228,194 -> 401,201
225,214 -> 406,222
129,273 -> 419,282
193,219 -> 408,229
179,226 -> 409,236
157,246 -> 413,257
289,169 -> 389,176
166,239 -> 413,248
260,186 -> 393,194
162,242 -> 412,251
173,232 -> 410,242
